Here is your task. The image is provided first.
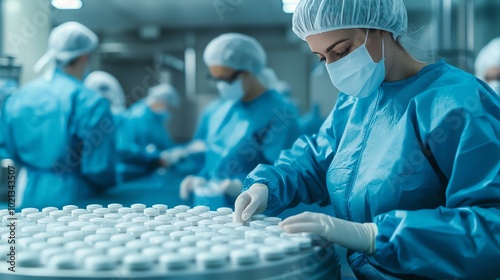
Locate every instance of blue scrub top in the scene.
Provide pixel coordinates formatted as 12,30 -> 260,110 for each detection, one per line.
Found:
245,61 -> 500,279
0,68 -> 117,208
116,101 -> 175,181
198,90 -> 302,183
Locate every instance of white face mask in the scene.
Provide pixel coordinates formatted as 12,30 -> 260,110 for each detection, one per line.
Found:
487,80 -> 500,96
216,79 -> 245,101
326,30 -> 385,98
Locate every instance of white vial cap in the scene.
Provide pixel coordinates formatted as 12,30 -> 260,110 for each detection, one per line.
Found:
65,241 -> 90,251
123,254 -> 154,271
144,220 -> 164,231
196,251 -> 226,268
63,230 -> 85,241
47,236 -> 70,247
84,234 -> 110,245
86,204 -> 103,212
42,206 -> 59,216
180,235 -> 202,246
142,247 -> 165,258
199,212 -> 219,219
166,209 -> 181,217
122,213 -> 140,221
33,232 -> 58,241
118,207 -> 132,215
149,235 -> 172,245
62,205 -> 78,214
81,225 -> 100,236
152,204 -> 168,213
93,208 -> 110,217
21,208 -> 39,217
107,203 -> 123,212
263,217 -> 282,225
71,209 -> 89,218
216,207 -> 233,216
84,255 -> 117,271
96,228 -> 117,235
132,216 -> 150,225
130,203 -> 146,212
110,233 -> 135,245
291,237 -> 312,249
175,212 -> 193,221
186,216 -> 203,226
94,241 -> 120,251
140,231 -> 163,242
230,249 -> 258,265
259,247 -> 285,261
173,221 -> 192,230
155,225 -> 180,235
126,226 -> 148,238
169,230 -> 193,241
26,213 -> 45,223
212,216 -> 229,224
144,207 -> 160,217
277,241 -> 300,254
78,214 -> 98,222
154,215 -> 174,224
68,221 -> 90,229
104,213 -> 120,220
47,254 -> 76,269
251,214 -> 267,221
173,205 -> 190,212
177,247 -> 198,260
125,240 -> 150,251
162,241 -> 183,252
49,210 -> 68,220
160,253 -> 190,270
197,220 -> 215,227
57,216 -> 77,225
115,222 -> 135,233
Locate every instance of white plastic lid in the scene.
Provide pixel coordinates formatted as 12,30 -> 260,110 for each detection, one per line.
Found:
127,226 -> 148,238
130,203 -> 147,212
86,204 -> 103,212
62,205 -> 78,213
84,255 -> 117,271
144,207 -> 160,217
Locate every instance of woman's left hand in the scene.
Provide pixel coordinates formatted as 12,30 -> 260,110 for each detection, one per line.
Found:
279,212 -> 378,254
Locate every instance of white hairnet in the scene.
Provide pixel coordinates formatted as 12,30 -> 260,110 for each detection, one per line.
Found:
292,0 -> 408,41
84,71 -> 126,113
146,83 -> 180,108
34,21 -> 98,73
203,33 -> 266,75
475,38 -> 500,80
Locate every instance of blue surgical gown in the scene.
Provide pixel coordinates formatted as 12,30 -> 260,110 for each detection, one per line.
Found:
244,61 -> 500,279
116,101 -> 175,182
199,90 -> 301,183
0,68 -> 117,208
299,103 -> 325,136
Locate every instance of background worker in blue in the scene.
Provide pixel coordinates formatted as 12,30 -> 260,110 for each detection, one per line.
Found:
234,0 -> 500,279
115,83 -> 179,182
475,37 -> 500,95
0,22 -> 117,208
84,71 -> 127,115
180,33 -> 302,208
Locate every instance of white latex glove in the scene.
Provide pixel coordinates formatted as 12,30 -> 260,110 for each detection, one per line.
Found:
233,184 -> 268,223
279,212 -> 378,254
180,176 -> 207,201
160,149 -> 187,166
220,179 -> 243,198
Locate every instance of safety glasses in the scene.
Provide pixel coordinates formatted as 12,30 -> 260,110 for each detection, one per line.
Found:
206,70 -> 244,84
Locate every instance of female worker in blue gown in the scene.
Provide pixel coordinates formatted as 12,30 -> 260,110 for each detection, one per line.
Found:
0,22 -> 117,208
233,0 -> 500,279
179,33 -> 302,208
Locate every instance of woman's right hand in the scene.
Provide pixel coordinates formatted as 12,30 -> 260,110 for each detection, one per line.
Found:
233,184 -> 269,223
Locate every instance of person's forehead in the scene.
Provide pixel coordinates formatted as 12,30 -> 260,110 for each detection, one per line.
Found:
209,65 -> 237,77
306,29 -> 358,50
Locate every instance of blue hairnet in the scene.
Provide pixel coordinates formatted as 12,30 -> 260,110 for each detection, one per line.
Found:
34,21 -> 98,73
203,33 -> 266,75
475,37 -> 500,80
292,0 -> 408,41
146,83 -> 180,108
84,71 -> 126,113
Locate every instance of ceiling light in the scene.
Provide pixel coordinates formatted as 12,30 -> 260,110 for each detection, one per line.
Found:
51,0 -> 83,10
282,0 -> 299,14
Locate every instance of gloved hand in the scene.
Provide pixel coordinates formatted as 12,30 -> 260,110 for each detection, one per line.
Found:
160,149 -> 187,167
180,176 -> 207,201
233,184 -> 268,223
279,212 -> 378,254
219,179 -> 243,198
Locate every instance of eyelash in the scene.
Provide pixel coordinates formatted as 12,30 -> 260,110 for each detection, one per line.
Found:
319,46 -> 351,62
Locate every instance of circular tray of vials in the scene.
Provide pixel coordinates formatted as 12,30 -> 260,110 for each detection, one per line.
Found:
0,204 -> 340,280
